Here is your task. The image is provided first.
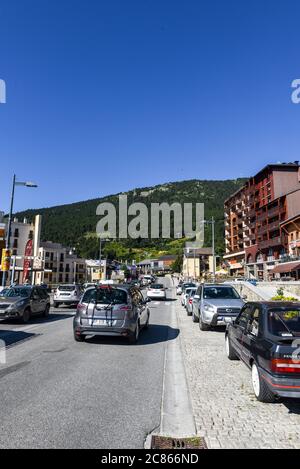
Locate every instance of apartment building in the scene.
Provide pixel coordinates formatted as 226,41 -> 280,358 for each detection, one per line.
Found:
182,248 -> 214,279
35,242 -> 87,285
273,214 -> 300,280
0,215 -> 42,284
224,162 -> 300,280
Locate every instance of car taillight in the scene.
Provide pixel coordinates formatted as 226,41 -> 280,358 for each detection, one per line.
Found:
271,359 -> 300,374
189,298 -> 193,304
77,303 -> 87,313
119,306 -> 132,311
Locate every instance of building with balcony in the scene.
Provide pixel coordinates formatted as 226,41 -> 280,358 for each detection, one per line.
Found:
35,242 -> 87,285
182,247 -> 215,280
0,215 -> 42,285
269,214 -> 300,280
224,162 -> 300,280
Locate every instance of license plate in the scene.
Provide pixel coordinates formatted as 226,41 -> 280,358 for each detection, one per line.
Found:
90,319 -> 116,326
224,317 -> 232,323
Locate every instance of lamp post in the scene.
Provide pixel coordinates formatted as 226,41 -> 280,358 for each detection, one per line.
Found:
2,175 -> 38,287
99,237 -> 109,282
200,217 -> 216,282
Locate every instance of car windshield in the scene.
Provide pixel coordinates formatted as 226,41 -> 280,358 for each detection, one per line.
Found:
83,287 -> 128,305
151,284 -> 164,289
203,287 -> 240,299
58,285 -> 76,291
186,288 -> 196,295
1,288 -> 30,298
268,309 -> 300,336
183,283 -> 196,289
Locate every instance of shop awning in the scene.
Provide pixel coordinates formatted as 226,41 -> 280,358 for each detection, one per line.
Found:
229,263 -> 243,270
272,262 -> 300,274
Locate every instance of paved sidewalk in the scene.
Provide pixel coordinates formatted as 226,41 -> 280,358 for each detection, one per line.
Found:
176,298 -> 300,449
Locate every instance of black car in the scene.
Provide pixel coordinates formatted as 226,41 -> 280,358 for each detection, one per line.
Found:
225,302 -> 300,402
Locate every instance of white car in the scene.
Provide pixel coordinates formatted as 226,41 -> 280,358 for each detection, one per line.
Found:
142,275 -> 153,286
181,287 -> 197,307
54,284 -> 82,308
147,284 -> 167,300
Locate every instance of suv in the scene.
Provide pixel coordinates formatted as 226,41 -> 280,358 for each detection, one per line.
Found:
73,284 -> 151,343
0,285 -> 50,323
54,284 -> 82,308
192,283 -> 245,330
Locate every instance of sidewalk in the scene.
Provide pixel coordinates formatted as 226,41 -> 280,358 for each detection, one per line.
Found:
175,299 -> 300,449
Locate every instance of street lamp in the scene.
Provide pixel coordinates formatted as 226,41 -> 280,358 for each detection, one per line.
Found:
199,217 -> 216,282
99,237 -> 110,281
2,174 -> 38,287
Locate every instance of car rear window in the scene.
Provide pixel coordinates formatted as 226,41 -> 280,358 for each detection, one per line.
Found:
58,286 -> 75,291
203,287 -> 240,299
268,309 -> 300,336
82,287 -> 128,305
151,284 -> 164,289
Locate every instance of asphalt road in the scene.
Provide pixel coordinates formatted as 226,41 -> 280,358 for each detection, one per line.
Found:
0,279 -> 179,449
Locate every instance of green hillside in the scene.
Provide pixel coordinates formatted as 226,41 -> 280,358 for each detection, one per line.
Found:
15,179 -> 247,261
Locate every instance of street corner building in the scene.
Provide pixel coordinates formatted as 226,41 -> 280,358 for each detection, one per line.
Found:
223,161 -> 300,281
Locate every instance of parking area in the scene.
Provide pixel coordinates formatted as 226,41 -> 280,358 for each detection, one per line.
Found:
176,298 -> 300,449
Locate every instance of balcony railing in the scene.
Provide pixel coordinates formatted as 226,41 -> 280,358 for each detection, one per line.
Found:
258,237 -> 284,249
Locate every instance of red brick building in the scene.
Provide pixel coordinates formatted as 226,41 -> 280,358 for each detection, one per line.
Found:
224,162 -> 300,280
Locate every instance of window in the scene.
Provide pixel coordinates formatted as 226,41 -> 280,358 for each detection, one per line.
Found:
13,239 -> 18,249
14,229 -> 19,238
247,307 -> 260,337
268,309 -> 300,336
83,287 -> 128,305
203,286 -> 240,300
236,305 -> 253,329
29,231 -> 34,240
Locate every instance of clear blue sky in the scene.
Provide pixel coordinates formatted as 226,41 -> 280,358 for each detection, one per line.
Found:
1,0 -> 300,212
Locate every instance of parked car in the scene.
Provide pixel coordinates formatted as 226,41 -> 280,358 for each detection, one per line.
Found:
192,283 -> 245,330
147,284 -> 167,300
225,302 -> 300,402
141,275 -> 155,286
0,285 -> 50,323
181,287 -> 197,307
186,289 -> 197,316
54,284 -> 82,308
73,284 -> 150,343
176,282 -> 183,295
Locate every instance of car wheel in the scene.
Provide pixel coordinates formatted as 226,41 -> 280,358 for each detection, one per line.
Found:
129,322 -> 140,344
251,363 -> 276,403
187,308 -> 192,317
22,308 -> 31,324
199,314 -> 210,331
43,304 -> 50,318
225,335 -> 239,360
54,302 -> 60,308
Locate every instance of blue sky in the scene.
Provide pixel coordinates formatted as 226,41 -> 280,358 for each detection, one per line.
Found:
0,0 -> 300,212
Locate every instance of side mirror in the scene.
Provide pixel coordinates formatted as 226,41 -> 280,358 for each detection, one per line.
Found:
194,295 -> 200,300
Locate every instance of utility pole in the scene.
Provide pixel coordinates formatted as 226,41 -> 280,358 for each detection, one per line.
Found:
212,216 -> 216,282
2,175 -> 38,287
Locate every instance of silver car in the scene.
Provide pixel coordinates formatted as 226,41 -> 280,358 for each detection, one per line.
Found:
192,283 -> 245,330
185,289 -> 197,316
54,284 -> 82,308
73,284 -> 151,344
0,286 -> 50,323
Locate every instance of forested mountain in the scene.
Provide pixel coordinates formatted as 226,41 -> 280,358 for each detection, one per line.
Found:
15,179 -> 247,261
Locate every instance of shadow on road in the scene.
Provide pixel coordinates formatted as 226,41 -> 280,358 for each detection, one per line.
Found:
0,312 -> 74,327
84,324 -> 180,347
0,330 -> 38,348
282,399 -> 300,414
